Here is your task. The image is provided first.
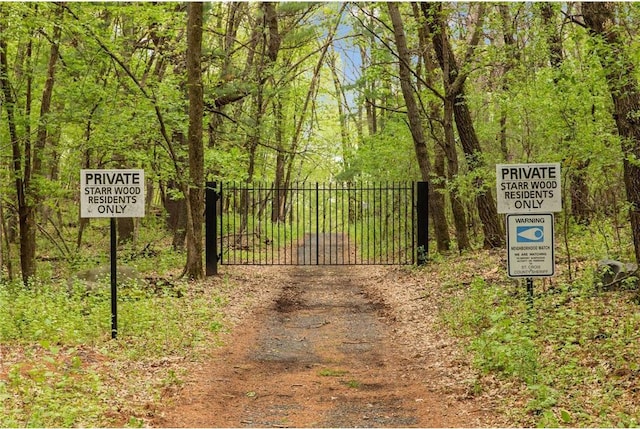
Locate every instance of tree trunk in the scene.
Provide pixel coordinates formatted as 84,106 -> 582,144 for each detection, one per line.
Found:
0,200 -> 14,281
497,4 -> 520,162
0,5 -> 62,285
569,162 -> 591,225
452,96 -> 504,248
387,3 -> 430,179
422,2 -> 504,249
327,48 -> 352,175
539,3 -> 563,70
1,26 -> 29,285
388,2 -> 450,253
583,2 -> 640,263
541,3 -> 591,224
163,132 -> 188,250
272,99 -> 286,223
117,218 -> 135,245
163,180 -> 188,250
444,96 -> 470,251
184,1 -> 205,279
411,2 -> 462,252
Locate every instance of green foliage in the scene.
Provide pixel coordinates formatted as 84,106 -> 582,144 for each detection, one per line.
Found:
442,277 -> 539,384
438,245 -> 640,427
0,260 -> 230,426
354,117 -> 421,181
3,1 -> 640,426
0,344 -> 105,427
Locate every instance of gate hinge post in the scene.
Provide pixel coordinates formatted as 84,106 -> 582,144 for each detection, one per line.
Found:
416,181 -> 429,266
206,181 -> 219,276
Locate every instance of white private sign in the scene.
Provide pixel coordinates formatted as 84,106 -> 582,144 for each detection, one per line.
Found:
496,163 -> 561,213
506,213 -> 555,278
81,169 -> 145,218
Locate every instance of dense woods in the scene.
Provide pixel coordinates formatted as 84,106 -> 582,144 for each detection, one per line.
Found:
3,3 -> 640,427
1,2 -> 639,280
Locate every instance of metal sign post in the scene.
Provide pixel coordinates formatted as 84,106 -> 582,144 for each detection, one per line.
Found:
110,218 -> 118,339
80,169 -> 145,339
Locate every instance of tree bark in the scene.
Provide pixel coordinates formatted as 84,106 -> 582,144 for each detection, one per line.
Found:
411,2 -> 466,252
583,2 -> 640,263
272,99 -> 286,223
185,1 -> 205,279
422,2 -> 504,249
387,4 -> 430,180
0,36 -> 31,285
497,4 -> 520,162
444,96 -> 470,251
388,2 -> 450,253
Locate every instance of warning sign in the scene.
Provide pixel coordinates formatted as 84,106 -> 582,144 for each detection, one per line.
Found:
80,169 -> 145,218
507,213 -> 555,277
496,163 -> 561,213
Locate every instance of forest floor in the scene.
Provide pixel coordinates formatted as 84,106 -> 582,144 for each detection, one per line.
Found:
152,235 -> 510,427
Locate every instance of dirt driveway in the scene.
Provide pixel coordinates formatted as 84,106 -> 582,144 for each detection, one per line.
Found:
153,236 -> 505,427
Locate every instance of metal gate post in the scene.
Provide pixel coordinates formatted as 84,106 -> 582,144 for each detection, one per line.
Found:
416,181 -> 429,265
206,182 -> 218,276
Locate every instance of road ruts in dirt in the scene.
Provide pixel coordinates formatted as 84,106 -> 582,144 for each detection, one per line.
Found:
154,234 -> 493,427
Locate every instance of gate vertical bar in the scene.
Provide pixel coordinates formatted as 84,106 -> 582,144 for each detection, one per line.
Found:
416,181 -> 429,265
233,183 -> 237,264
251,184 -> 256,265
392,181 -> 396,264
316,182 -> 320,265
270,183 -> 274,265
302,183 -> 306,264
206,182 -> 218,276
324,182 -> 333,265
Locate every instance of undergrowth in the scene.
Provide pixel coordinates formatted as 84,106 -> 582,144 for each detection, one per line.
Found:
0,218 -> 229,427
437,218 -> 640,427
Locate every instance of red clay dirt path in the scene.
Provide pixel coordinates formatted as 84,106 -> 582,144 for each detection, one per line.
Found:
153,235 -> 505,427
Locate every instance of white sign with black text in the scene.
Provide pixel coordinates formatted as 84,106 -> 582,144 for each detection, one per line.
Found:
496,163 -> 561,213
507,213 -> 555,278
80,169 -> 145,218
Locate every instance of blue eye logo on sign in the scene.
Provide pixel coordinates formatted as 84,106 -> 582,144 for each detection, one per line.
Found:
516,226 -> 544,243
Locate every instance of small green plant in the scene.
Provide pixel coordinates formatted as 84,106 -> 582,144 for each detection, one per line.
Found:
127,416 -> 146,427
344,379 -> 360,388
162,369 -> 184,388
318,368 -> 348,377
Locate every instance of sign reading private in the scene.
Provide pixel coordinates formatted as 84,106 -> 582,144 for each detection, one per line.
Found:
496,163 -> 561,213
81,169 -> 145,218
507,213 -> 554,277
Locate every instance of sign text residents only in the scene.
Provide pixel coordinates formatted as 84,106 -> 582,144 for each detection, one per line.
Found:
80,169 -> 145,218
496,163 -> 561,213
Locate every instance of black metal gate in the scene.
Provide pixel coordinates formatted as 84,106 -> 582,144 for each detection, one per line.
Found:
205,182 -> 428,274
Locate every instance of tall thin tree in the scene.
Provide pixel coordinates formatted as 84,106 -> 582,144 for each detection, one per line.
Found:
422,3 -> 504,249
582,2 -> 640,264
185,1 -> 205,279
387,3 -> 451,253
